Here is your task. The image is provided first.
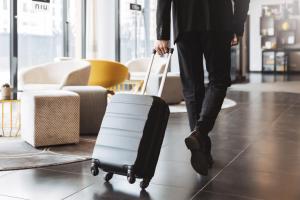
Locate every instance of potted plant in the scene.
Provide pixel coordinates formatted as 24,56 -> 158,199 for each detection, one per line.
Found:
1,83 -> 12,100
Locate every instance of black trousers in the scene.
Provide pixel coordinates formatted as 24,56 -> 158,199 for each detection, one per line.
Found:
177,31 -> 233,134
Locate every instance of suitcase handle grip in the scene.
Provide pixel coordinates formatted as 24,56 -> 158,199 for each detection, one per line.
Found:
141,48 -> 174,96
152,48 -> 174,55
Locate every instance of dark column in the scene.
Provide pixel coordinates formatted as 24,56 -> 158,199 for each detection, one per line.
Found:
10,0 -> 18,99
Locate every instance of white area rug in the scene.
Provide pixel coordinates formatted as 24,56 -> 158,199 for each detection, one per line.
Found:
169,98 -> 237,113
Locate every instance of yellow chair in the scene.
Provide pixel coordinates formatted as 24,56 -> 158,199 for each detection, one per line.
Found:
88,60 -> 128,89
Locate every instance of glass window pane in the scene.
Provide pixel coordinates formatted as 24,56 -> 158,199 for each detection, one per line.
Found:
120,0 -> 146,62
0,0 -> 10,85
149,0 -> 157,54
120,0 -> 157,63
18,0 -> 64,70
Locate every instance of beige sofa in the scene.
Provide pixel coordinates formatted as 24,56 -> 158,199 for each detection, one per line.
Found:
19,60 -> 108,135
19,60 -> 91,91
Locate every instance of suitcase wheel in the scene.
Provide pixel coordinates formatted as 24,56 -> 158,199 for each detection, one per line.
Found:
104,172 -> 114,182
91,160 -> 100,176
126,166 -> 136,184
127,175 -> 136,184
140,178 -> 150,190
91,165 -> 99,176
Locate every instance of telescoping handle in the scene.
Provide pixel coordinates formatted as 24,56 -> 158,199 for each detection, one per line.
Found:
141,48 -> 174,97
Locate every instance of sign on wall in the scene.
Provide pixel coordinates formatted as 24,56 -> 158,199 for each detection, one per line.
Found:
32,0 -> 50,3
32,0 -> 50,11
130,3 -> 142,11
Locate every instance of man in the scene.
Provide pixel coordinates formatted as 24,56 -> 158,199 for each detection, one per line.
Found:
155,0 -> 250,176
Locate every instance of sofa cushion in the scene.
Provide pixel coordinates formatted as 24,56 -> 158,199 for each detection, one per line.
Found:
22,84 -> 61,91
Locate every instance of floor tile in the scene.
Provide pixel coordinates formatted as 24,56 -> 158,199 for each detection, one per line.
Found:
41,160 -> 93,176
247,136 -> 300,157
268,128 -> 300,142
65,178 -> 194,200
0,195 -> 25,200
0,169 -> 96,200
1,90 -> 300,200
151,160 -> 212,189
0,171 -> 13,178
159,140 -> 243,165
202,169 -> 300,200
229,150 -> 300,177
192,190 -> 261,200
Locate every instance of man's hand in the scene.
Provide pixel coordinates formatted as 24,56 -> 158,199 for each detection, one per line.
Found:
231,34 -> 241,46
154,40 -> 170,55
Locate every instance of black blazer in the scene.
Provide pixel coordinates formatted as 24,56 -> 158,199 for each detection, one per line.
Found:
157,0 -> 250,41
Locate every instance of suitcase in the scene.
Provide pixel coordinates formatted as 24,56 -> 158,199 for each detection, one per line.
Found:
91,48 -> 174,190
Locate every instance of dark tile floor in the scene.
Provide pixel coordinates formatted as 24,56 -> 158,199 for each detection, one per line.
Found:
1,90 -> 300,200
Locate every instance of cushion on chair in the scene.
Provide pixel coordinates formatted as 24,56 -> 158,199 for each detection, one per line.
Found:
21,84 -> 61,91
88,60 -> 128,88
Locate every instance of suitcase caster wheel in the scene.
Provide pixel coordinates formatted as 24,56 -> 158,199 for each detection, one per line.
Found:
104,172 -> 113,182
91,166 -> 99,176
140,179 -> 150,189
127,176 -> 136,184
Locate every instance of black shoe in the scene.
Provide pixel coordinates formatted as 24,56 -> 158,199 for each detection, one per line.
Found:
205,136 -> 214,169
185,131 -> 209,176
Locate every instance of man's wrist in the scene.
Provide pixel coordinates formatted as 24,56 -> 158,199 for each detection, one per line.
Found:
157,36 -> 170,41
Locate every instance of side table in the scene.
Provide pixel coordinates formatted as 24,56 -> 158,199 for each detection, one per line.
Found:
0,99 -> 21,137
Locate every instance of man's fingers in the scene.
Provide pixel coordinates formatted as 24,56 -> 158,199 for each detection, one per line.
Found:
160,44 -> 168,55
157,47 -> 163,55
231,35 -> 240,46
163,47 -> 169,54
231,40 -> 237,46
154,45 -> 162,55
154,40 -> 170,55
159,44 -> 166,55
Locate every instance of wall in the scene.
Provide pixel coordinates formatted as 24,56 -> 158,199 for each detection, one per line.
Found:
86,0 -> 117,60
249,0 -> 300,71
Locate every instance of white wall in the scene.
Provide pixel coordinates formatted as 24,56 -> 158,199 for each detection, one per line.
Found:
249,0 -> 299,71
86,0 -> 117,60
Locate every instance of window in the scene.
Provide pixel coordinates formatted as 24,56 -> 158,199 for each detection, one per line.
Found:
120,0 -> 146,62
18,0 -> 64,70
1,0 -> 89,91
0,0 -> 10,85
119,0 -> 157,63
3,0 -> 7,10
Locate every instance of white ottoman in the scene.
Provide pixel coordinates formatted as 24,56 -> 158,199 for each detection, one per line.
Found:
21,90 -> 80,147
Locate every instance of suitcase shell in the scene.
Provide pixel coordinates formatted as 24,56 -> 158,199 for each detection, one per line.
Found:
92,94 -> 169,181
91,49 -> 173,189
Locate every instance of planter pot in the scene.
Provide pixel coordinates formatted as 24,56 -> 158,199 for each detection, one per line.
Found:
1,87 -> 12,100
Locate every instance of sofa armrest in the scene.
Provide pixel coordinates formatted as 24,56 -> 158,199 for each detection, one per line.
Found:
60,66 -> 91,88
19,66 -> 47,89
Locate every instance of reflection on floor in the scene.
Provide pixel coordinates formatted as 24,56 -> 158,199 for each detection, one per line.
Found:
1,90 -> 300,200
248,73 -> 300,83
